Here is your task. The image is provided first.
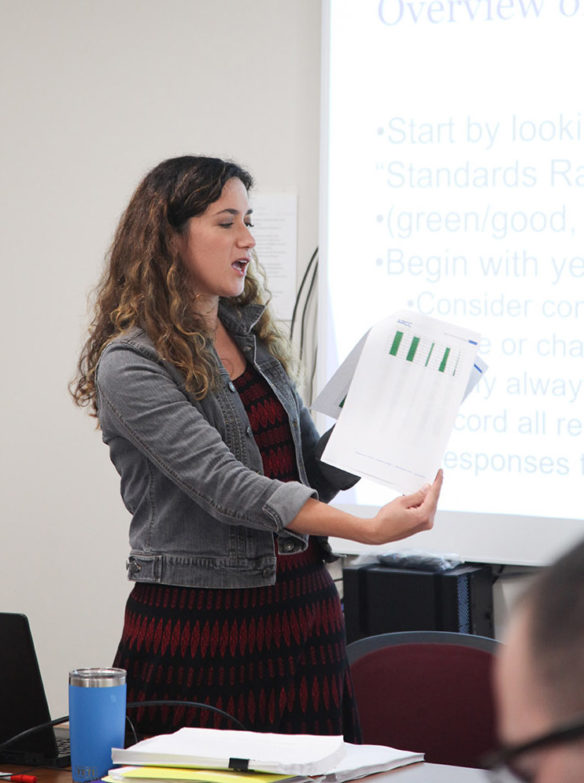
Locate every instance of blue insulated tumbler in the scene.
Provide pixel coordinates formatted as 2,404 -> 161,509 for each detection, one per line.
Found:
68,668 -> 127,782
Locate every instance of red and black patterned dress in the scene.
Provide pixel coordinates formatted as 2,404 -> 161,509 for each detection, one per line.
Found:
113,362 -> 361,741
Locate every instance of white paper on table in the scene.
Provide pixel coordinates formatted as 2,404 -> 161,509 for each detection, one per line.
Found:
316,742 -> 424,783
321,310 -> 480,493
112,728 -> 344,776
106,742 -> 423,783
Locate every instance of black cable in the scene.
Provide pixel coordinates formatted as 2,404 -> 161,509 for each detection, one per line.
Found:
0,716 -> 69,751
0,701 -> 246,753
290,246 -> 317,341
309,344 -> 318,404
299,257 -> 318,361
126,700 -> 248,732
125,714 -> 138,746
290,247 -> 318,342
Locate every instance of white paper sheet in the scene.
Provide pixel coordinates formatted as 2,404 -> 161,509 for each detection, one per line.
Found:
313,329 -> 486,421
321,311 -> 480,493
311,332 -> 370,420
318,742 -> 423,782
110,738 -> 423,783
112,728 -> 344,776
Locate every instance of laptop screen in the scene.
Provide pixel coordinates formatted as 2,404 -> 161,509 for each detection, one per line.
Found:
0,613 -> 64,765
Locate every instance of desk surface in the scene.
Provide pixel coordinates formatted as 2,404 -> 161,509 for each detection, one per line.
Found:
1,763 -> 486,782
374,764 -> 485,780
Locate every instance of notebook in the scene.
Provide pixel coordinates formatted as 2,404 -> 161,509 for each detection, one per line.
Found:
0,612 -> 70,767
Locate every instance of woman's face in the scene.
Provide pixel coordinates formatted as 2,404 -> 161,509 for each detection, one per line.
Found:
178,177 -> 256,303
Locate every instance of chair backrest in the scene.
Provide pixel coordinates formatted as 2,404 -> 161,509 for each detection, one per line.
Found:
347,630 -> 501,769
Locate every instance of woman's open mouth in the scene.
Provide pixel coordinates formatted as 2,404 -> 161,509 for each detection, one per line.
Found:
232,259 -> 249,274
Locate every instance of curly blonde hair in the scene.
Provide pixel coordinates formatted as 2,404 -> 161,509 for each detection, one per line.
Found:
71,156 -> 294,416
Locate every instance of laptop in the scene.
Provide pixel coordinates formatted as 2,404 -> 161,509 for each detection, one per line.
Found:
0,612 -> 70,767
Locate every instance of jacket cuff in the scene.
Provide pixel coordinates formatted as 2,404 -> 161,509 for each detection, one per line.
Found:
263,481 -> 317,531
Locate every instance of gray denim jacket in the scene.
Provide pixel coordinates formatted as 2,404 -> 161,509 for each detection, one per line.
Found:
96,300 -> 357,589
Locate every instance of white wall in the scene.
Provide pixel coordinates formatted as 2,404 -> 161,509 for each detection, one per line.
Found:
0,0 -> 321,717
0,0 -> 532,723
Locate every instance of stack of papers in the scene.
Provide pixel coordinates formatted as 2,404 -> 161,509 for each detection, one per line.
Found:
111,729 -> 344,776
106,768 -> 305,783
107,728 -> 423,783
312,310 -> 486,494
316,742 -> 424,782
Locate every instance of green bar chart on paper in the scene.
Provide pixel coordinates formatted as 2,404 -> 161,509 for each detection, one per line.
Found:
388,329 -> 460,375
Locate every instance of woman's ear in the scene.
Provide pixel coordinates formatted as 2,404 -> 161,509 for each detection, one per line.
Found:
170,225 -> 187,260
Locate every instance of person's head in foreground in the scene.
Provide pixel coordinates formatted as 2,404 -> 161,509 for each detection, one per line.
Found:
490,538 -> 584,782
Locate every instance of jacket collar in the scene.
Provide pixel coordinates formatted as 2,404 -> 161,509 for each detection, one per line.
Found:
218,298 -> 266,336
109,300 -> 266,352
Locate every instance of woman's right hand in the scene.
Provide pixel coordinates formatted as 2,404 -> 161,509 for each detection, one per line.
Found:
288,469 -> 443,546
364,469 -> 443,546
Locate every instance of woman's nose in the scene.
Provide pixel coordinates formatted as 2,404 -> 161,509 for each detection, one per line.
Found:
238,224 -> 256,248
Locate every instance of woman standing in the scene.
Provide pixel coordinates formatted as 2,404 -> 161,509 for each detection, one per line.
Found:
71,156 -> 442,741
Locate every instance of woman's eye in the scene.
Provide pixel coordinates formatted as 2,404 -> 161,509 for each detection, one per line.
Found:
246,222 -> 254,229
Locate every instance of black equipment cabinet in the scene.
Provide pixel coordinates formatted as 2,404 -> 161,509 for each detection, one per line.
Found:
342,561 -> 494,643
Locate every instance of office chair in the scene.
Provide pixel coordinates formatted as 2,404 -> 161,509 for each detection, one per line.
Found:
347,630 -> 501,768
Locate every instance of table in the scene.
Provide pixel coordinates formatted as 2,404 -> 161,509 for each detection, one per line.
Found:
0,763 -> 486,782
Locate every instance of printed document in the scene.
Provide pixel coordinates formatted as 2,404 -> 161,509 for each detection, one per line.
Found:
319,311 -> 481,494
109,738 -> 423,782
112,728 -> 344,776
